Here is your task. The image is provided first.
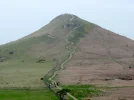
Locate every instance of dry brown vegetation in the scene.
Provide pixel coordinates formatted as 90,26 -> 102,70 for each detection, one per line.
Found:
57,26 -> 134,99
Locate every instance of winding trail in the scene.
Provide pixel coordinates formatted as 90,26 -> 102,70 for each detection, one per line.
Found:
48,38 -> 77,100
46,33 -> 77,100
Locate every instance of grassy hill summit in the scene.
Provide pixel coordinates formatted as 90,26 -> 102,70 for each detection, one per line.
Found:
0,14 -> 94,62
0,14 -> 134,100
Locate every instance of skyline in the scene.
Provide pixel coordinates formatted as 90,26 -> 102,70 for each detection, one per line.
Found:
0,0 -> 134,44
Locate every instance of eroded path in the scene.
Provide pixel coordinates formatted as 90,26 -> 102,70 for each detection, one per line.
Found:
48,37 -> 77,100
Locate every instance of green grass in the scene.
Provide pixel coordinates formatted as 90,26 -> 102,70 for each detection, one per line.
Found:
0,89 -> 58,100
0,59 -> 56,88
63,85 -> 102,100
0,34 -> 57,60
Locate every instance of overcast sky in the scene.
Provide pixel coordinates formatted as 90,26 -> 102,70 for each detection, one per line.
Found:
0,0 -> 134,44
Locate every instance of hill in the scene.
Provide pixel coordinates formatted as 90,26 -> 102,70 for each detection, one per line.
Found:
0,14 -> 134,99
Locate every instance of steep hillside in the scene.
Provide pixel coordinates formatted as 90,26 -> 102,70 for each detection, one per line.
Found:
58,26 -> 134,85
0,14 -> 134,99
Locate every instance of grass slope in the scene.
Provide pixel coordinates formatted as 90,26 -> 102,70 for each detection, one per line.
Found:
0,59 -> 56,88
0,89 -> 58,100
63,85 -> 102,100
0,34 -> 57,60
